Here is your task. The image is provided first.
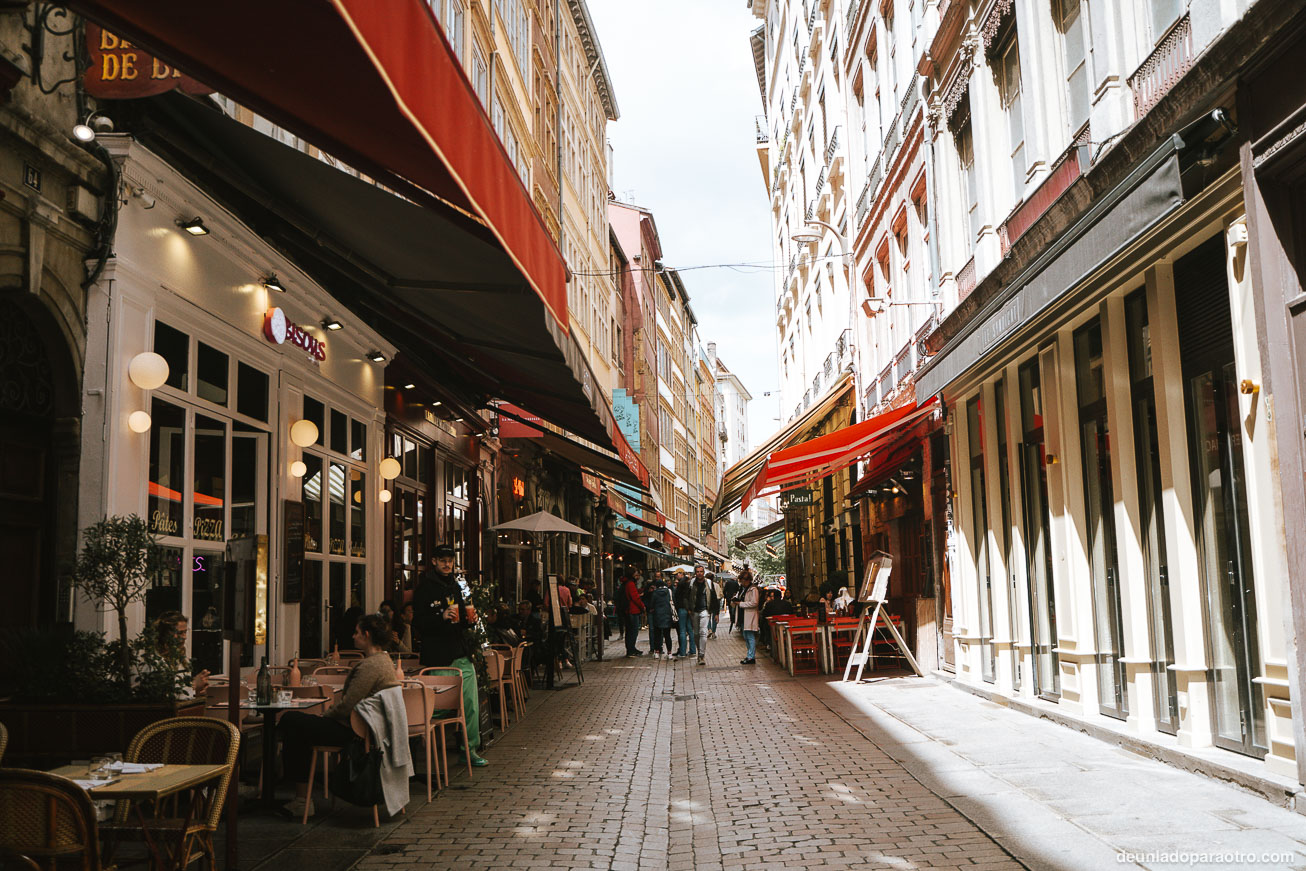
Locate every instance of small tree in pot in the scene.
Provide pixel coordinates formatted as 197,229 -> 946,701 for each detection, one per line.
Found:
71,514 -> 163,693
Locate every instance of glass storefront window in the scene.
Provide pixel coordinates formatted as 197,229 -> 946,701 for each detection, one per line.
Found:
193,414 -> 227,543
304,396 -> 326,446
331,409 -> 348,454
303,454 -> 323,553
1019,358 -> 1060,700
236,362 -> 269,422
231,430 -> 259,538
146,545 -> 184,626
197,343 -> 229,406
967,397 -> 996,684
329,463 -> 346,555
190,550 -> 225,676
154,322 -> 189,391
149,399 -> 186,538
350,469 -> 366,557
351,418 -> 366,461
403,436 -> 418,480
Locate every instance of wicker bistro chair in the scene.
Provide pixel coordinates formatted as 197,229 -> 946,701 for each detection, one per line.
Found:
414,669 -> 472,785
0,720 -> 8,764
0,769 -> 107,871
112,717 -> 240,871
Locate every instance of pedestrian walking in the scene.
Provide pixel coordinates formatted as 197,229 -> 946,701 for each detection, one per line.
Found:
738,568 -> 760,665
620,572 -> 645,656
673,569 -> 695,658
691,565 -> 718,666
647,575 -> 675,658
723,573 -> 741,632
708,575 -> 723,638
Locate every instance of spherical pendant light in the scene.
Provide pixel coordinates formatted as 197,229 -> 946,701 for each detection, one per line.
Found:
378,457 -> 402,480
289,419 -> 319,448
290,460 -> 307,478
128,352 -> 170,390
128,410 -> 152,433
378,489 -> 393,503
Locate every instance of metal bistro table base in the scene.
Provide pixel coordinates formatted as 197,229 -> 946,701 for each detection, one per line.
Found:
238,697 -> 327,814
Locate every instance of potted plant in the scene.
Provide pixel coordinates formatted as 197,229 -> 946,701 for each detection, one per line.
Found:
0,515 -> 202,766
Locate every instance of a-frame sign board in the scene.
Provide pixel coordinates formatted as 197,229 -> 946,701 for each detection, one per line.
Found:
841,551 -> 924,681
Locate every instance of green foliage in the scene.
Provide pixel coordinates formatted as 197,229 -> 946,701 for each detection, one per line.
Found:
726,521 -> 786,577
71,515 -> 163,691
0,625 -> 191,704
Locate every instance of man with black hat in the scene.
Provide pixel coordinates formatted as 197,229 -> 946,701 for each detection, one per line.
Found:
413,544 -> 488,767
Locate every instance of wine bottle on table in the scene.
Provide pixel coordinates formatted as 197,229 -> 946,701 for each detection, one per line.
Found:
256,656 -> 272,705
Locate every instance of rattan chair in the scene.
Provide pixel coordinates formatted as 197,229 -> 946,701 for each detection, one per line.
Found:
113,717 -> 240,871
0,768 -> 106,871
0,720 -> 8,764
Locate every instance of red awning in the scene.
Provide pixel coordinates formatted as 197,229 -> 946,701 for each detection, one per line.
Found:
67,0 -> 566,327
847,416 -> 938,496
741,398 -> 939,513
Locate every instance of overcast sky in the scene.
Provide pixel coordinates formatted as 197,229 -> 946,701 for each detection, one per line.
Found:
588,0 -> 782,448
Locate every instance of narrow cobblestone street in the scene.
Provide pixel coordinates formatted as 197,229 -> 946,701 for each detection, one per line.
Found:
353,632 -> 1008,871
348,630 -> 1306,871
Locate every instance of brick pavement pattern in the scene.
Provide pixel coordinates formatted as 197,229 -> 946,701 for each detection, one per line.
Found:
357,632 -> 1021,871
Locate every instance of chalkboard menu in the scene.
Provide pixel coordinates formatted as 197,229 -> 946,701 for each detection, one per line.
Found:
283,499 -> 305,603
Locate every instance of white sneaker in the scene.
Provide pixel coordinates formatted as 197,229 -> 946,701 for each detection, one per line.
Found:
651,652 -> 661,660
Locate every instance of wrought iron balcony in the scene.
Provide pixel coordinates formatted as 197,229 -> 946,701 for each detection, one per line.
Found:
1129,14 -> 1193,120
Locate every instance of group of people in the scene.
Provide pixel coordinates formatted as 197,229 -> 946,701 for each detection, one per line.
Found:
616,565 -> 724,666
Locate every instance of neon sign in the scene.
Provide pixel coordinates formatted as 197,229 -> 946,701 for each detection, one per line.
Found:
512,477 -> 525,499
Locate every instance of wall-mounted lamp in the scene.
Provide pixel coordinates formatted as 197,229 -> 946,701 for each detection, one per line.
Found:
263,274 -> 286,293
1239,379 -> 1260,395
379,457 -> 402,480
177,217 -> 209,236
290,460 -> 307,478
378,490 -> 393,503
289,419 -> 319,448
72,112 -> 113,143
128,410 -> 152,433
128,351 -> 169,390
130,187 -> 157,209
321,318 -> 343,331
366,350 -> 387,363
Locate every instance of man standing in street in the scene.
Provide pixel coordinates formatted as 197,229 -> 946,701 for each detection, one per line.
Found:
690,565 -> 718,666
723,573 -> 741,632
673,569 -> 694,658
621,572 -> 645,657
413,544 -> 488,767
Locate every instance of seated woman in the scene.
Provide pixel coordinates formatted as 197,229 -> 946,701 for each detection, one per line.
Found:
277,613 -> 399,819
154,610 -> 210,698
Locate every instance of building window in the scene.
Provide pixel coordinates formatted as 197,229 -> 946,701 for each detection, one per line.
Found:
472,45 -> 489,106
1148,0 -> 1183,43
955,112 -> 979,250
1055,0 -> 1090,137
997,33 -> 1026,200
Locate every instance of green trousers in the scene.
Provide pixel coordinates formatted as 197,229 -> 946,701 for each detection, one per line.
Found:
452,655 -> 481,753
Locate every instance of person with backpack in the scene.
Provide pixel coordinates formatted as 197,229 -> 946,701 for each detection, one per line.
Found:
646,575 -> 675,659
619,572 -> 645,657
672,569 -> 695,658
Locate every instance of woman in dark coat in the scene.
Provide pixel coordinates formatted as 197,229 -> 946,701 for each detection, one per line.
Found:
647,577 -> 675,659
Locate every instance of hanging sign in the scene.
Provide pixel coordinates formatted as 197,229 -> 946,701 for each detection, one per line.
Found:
581,471 -> 601,495
84,25 -> 212,98
263,307 -> 326,362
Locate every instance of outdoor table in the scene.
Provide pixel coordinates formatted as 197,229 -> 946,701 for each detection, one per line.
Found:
53,762 -> 227,871
238,697 -> 326,809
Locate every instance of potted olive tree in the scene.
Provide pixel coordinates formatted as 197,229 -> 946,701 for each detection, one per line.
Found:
0,515 -> 202,765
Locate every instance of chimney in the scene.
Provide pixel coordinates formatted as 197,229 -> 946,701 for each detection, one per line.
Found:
706,342 -> 717,367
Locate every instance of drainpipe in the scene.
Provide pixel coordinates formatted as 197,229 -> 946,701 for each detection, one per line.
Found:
920,77 -> 943,322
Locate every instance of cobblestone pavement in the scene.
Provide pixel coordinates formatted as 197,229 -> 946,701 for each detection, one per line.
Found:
357,630 -> 1021,871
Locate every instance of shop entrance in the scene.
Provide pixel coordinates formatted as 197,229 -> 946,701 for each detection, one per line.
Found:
1018,358 -> 1060,701
1176,238 -> 1266,758
1075,320 -> 1128,719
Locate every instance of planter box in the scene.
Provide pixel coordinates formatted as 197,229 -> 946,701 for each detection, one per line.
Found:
0,700 -> 206,767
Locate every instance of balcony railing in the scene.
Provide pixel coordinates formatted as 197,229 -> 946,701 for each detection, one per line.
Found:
1129,14 -> 1193,119
755,114 -> 769,144
956,256 -> 977,302
824,125 -> 841,165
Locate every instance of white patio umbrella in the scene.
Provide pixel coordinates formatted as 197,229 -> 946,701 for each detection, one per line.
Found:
491,510 -> 590,535
661,564 -> 697,574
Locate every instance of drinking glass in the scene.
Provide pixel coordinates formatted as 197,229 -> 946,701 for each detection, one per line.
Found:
89,756 -> 112,781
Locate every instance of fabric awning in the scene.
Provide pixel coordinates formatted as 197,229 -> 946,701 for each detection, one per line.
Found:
497,404 -> 649,487
136,96 -> 626,452
740,398 -> 939,512
735,518 -> 785,547
709,374 -> 854,523
847,415 -> 937,497
69,0 -> 567,326
614,537 -> 673,561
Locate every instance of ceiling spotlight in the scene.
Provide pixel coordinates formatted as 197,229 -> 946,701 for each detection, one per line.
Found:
403,383 -> 415,390
321,318 -> 343,331
72,112 -> 113,143
367,350 -> 386,363
263,274 -> 285,293
432,400 -> 442,407
72,122 -> 95,142
178,217 -> 209,236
